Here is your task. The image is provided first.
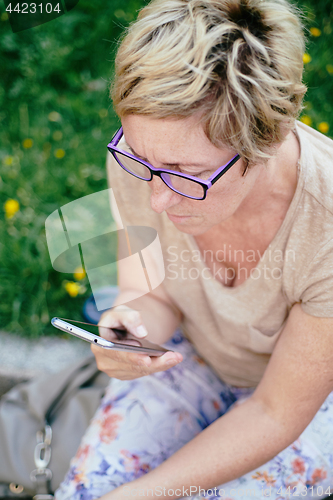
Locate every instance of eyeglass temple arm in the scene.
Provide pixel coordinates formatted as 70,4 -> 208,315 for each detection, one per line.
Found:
110,127 -> 123,146
210,154 -> 241,185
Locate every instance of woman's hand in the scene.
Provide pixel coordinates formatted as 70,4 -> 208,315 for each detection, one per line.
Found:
91,305 -> 183,380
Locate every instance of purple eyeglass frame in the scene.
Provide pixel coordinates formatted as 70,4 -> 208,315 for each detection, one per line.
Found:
107,127 -> 241,200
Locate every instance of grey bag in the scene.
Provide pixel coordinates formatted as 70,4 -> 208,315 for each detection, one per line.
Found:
0,355 -> 110,499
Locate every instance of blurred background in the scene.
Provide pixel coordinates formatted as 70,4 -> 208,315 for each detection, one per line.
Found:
0,0 -> 332,339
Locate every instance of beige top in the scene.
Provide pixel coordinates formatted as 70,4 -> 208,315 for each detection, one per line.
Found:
106,121 -> 333,388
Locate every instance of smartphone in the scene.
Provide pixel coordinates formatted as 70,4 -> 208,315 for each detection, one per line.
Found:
51,317 -> 172,357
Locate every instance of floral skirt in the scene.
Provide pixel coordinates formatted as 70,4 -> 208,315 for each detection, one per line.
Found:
55,329 -> 333,500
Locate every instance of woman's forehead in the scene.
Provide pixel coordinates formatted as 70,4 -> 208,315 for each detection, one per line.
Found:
121,114 -> 234,164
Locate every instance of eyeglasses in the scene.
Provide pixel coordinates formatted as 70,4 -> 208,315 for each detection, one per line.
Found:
107,127 -> 241,200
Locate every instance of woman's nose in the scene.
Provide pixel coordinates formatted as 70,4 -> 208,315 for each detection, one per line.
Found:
149,176 -> 181,214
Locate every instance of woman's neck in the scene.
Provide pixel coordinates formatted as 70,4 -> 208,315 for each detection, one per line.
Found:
229,130 -> 300,230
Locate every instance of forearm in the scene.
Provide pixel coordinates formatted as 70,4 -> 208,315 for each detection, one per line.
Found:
100,397 -> 300,499
112,290 -> 182,344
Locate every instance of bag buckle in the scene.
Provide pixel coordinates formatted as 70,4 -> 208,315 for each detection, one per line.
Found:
30,468 -> 53,483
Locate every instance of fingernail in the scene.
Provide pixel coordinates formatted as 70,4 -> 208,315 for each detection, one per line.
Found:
170,355 -> 182,364
164,354 -> 180,364
136,325 -> 148,338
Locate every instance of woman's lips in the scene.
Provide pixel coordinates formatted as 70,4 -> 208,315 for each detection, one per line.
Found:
166,212 -> 192,222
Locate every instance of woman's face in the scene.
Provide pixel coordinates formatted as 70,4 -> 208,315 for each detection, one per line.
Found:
121,113 -> 264,236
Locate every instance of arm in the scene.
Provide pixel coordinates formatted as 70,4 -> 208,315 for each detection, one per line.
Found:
99,302 -> 333,499
92,169 -> 184,377
110,185 -> 183,344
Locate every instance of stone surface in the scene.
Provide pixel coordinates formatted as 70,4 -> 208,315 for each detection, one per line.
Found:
0,330 -> 91,397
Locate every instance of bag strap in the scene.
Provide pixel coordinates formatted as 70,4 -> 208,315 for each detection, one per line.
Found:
45,361 -> 101,424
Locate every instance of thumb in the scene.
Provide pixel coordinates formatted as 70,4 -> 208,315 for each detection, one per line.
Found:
113,305 -> 148,339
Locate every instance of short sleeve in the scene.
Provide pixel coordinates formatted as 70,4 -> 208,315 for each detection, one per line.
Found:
298,238 -> 333,317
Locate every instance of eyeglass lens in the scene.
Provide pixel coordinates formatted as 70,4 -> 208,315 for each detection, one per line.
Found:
114,151 -> 205,199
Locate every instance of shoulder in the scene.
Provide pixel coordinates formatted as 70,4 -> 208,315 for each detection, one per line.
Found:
282,124 -> 333,316
287,122 -> 333,246
296,120 -> 333,217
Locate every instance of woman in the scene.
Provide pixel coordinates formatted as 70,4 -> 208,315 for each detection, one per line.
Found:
55,0 -> 333,498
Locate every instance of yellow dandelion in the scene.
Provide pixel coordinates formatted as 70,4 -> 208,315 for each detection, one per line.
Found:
310,27 -> 321,37
52,130 -> 63,141
4,199 -> 20,219
48,111 -> 61,122
64,281 -> 80,297
326,65 -> 333,75
324,25 -> 332,35
114,9 -> 125,19
303,53 -> 312,64
22,138 -> 33,149
300,115 -> 312,126
74,267 -> 86,280
70,137 -> 80,149
42,281 -> 51,291
3,156 -> 13,166
99,109 -> 108,118
54,149 -> 65,159
318,122 -> 329,134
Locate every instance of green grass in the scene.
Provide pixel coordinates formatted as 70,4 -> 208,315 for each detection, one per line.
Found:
295,0 -> 333,131
0,0 -> 332,338
0,0 -> 149,336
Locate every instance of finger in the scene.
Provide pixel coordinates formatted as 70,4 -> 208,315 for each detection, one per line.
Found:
91,342 -> 154,369
98,325 -> 119,340
91,351 -> 145,379
99,306 -> 148,339
98,310 -> 124,340
147,351 -> 183,371
92,349 -> 154,379
114,307 -> 148,338
91,344 -> 183,379
101,344 -> 182,370
117,350 -> 183,376
102,350 -> 183,374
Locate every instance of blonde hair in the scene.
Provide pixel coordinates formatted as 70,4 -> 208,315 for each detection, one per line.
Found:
111,0 -> 307,167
